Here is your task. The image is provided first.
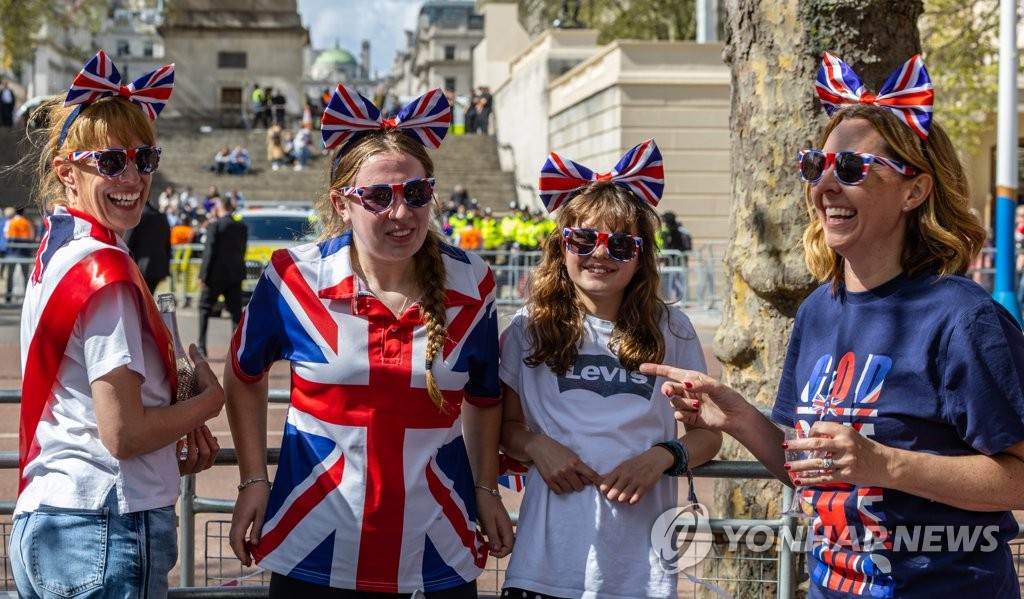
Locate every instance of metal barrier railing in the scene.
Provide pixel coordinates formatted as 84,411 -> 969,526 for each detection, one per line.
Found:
0,243 -> 728,310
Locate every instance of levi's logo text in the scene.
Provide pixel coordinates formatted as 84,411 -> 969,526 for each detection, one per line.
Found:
557,354 -> 654,398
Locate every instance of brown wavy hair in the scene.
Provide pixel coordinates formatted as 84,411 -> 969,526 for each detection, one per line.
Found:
29,96 -> 157,214
316,131 -> 451,411
802,104 -> 986,290
524,182 -> 667,375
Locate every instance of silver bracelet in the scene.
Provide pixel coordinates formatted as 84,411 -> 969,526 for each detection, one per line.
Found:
237,477 -> 271,491
474,483 -> 500,497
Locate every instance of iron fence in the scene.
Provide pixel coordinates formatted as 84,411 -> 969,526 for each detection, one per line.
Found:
0,243 -> 728,310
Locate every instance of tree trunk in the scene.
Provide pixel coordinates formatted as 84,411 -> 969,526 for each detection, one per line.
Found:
710,1 -> 922,596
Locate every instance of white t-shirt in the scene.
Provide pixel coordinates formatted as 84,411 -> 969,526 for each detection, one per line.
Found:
499,307 -> 707,599
18,260 -> 179,515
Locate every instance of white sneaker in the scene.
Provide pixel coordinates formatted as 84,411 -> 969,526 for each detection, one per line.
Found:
293,164 -> 302,171
272,163 -> 280,171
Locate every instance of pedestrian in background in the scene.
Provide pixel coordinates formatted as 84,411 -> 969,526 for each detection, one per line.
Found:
266,123 -> 285,171
0,81 -> 15,127
251,83 -> 268,128
3,207 -> 33,303
197,197 -> 247,357
125,199 -> 172,294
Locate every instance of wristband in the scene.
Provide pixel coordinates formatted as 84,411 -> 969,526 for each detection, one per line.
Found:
475,483 -> 500,497
653,439 -> 699,506
654,440 -> 690,476
238,477 -> 271,491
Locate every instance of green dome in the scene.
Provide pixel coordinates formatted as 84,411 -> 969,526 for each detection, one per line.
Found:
314,48 -> 357,69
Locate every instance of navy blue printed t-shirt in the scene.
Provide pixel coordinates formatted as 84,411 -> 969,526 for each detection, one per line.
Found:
772,272 -> 1024,599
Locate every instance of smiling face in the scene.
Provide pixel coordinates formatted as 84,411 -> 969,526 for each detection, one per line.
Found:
332,150 -> 432,270
563,219 -> 641,321
55,135 -> 153,236
810,118 -> 930,290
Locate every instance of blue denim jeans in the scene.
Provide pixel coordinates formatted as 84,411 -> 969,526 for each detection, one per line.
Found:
10,490 -> 178,598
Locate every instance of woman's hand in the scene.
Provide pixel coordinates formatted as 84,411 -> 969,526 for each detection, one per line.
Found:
475,488 -> 515,558
177,425 -> 220,475
524,434 -> 602,493
600,447 -> 673,504
785,421 -> 893,487
229,481 -> 271,566
639,364 -> 750,433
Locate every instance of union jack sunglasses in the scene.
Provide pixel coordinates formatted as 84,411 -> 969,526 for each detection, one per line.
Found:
65,146 -> 162,179
341,177 -> 436,214
797,150 -> 916,186
563,227 -> 643,262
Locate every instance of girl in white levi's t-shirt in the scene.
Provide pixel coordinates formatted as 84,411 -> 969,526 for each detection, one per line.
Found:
499,148 -> 722,599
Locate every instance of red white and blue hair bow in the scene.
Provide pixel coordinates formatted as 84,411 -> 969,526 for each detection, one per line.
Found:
321,84 -> 450,175
538,139 -> 664,212
59,50 -> 174,146
815,51 -> 934,140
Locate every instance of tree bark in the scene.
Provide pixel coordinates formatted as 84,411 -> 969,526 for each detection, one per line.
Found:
711,1 -> 922,596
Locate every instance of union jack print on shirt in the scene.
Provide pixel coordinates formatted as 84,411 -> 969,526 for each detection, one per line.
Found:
231,233 -> 499,593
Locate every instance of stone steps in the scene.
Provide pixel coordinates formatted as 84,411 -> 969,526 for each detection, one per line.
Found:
0,123 -> 518,216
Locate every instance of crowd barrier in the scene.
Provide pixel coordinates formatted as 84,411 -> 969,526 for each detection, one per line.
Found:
0,242 -> 728,311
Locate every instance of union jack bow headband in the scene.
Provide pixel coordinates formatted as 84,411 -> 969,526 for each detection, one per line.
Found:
59,50 -> 175,147
537,139 -> 664,212
321,84 -> 451,176
815,51 -> 934,140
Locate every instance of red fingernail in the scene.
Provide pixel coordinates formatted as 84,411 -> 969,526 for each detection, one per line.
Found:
692,401 -> 700,409
683,381 -> 693,389
781,442 -> 789,449
783,463 -> 791,470
793,479 -> 801,485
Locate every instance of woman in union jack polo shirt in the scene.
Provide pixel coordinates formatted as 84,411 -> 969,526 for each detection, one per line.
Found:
225,85 -> 513,597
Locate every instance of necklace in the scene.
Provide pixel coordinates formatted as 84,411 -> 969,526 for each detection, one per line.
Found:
353,259 -> 417,317
369,283 -> 413,317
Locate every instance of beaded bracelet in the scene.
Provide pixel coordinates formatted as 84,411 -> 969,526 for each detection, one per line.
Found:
237,477 -> 272,491
653,439 -> 699,506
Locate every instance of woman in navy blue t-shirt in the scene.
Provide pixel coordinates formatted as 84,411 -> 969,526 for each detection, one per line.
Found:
643,53 -> 1024,598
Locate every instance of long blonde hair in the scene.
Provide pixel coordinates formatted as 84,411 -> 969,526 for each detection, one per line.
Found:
30,96 -> 157,214
525,182 -> 667,375
802,104 -> 985,289
318,131 -> 451,411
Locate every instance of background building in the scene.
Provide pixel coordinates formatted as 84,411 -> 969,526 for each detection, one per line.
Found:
394,0 -> 484,99
158,0 -> 308,125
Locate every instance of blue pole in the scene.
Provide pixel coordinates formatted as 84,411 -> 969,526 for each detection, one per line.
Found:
993,0 -> 1021,325
994,190 -> 1021,324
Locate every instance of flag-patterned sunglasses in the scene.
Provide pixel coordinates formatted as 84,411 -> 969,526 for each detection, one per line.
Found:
563,227 -> 643,262
341,177 -> 436,214
65,146 -> 162,179
798,150 -> 916,186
